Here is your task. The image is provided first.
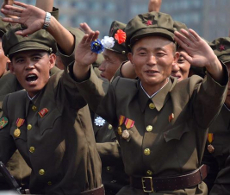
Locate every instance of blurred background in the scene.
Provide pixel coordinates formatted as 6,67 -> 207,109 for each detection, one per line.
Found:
0,0 -> 230,42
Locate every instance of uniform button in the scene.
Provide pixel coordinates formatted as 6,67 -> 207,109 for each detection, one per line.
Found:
146,125 -> 153,132
149,103 -> 155,109
108,124 -> 113,130
29,146 -> 35,153
147,170 -> 153,176
47,181 -> 52,186
144,148 -> 151,156
27,124 -> 32,130
106,166 -> 111,171
39,169 -> 45,175
32,105 -> 37,111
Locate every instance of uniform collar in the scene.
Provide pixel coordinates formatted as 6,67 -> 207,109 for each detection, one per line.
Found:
138,78 -> 174,112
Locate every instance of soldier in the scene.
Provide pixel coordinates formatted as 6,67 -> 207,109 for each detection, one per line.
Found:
202,37 -> 230,195
81,21 -> 130,195
74,11 -> 227,195
0,2 -> 104,194
0,1 -> 61,191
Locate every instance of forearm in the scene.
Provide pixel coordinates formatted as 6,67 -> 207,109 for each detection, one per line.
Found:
36,0 -> 53,12
47,16 -> 74,55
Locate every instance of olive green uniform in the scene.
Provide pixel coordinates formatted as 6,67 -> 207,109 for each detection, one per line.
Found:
0,65 -> 102,194
202,105 -> 230,195
76,67 -> 227,195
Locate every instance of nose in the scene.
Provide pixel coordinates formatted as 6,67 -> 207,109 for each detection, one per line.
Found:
25,60 -> 35,70
147,55 -> 156,65
99,61 -> 106,71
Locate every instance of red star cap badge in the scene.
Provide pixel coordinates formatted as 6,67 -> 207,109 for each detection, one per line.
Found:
219,44 -> 225,51
146,20 -> 152,26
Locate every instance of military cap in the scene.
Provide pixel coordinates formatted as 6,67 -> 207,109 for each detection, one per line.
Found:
210,37 -> 230,63
2,25 -> 57,58
125,11 -> 175,49
173,21 -> 188,32
103,20 -> 128,55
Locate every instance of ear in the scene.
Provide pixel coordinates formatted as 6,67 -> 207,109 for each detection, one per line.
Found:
8,62 -> 15,74
173,51 -> 179,64
128,52 -> 134,66
48,53 -> 56,70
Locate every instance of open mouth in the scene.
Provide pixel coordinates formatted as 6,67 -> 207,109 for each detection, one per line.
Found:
26,74 -> 38,82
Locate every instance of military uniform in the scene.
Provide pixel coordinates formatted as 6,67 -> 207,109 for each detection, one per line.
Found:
92,21 -> 130,195
201,37 -> 230,195
0,8 -> 61,191
75,11 -> 228,195
0,26 -> 103,194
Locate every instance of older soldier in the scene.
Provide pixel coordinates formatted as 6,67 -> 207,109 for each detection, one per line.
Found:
74,11 -> 227,195
0,2 -> 104,194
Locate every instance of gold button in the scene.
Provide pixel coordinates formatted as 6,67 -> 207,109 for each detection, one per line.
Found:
108,124 -> 113,130
27,124 -> 32,130
149,103 -> 155,109
29,146 -> 35,153
144,148 -> 151,156
39,169 -> 45,175
14,128 -> 21,137
106,166 -> 110,171
147,170 -> 153,176
32,105 -> 37,111
146,125 -> 153,132
47,181 -> 52,186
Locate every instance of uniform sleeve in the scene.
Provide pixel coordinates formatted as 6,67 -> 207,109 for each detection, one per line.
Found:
192,64 -> 228,129
76,67 -> 117,126
0,95 -> 17,164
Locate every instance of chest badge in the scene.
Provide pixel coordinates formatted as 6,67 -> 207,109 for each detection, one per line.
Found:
38,108 -> 49,118
207,133 -> 215,153
169,113 -> 174,122
0,117 -> 8,129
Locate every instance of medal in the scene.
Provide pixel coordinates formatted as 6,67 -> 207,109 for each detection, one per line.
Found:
122,130 -> 130,141
14,118 -> 25,138
207,133 -> 214,153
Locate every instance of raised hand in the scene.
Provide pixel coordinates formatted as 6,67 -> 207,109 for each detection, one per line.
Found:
175,29 -> 224,83
174,29 -> 217,68
79,22 -> 94,35
1,1 -> 46,36
148,0 -> 162,12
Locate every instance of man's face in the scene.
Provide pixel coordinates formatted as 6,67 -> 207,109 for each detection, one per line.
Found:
9,50 -> 56,98
0,39 -> 10,78
171,50 -> 191,82
225,62 -> 230,108
99,49 -> 123,81
128,36 -> 178,93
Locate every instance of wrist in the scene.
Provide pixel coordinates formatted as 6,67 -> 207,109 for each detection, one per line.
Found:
43,12 -> 51,29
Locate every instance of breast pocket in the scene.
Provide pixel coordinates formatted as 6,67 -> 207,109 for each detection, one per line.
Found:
38,108 -> 62,135
164,123 -> 189,142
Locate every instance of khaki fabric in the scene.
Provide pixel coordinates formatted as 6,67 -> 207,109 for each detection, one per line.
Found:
0,66 -> 102,194
76,66 -> 228,195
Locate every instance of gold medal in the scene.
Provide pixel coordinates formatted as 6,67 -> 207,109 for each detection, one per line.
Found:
14,128 -> 21,138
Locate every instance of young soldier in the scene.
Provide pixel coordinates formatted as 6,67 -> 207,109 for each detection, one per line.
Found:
0,2 -> 104,194
74,11 -> 227,195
